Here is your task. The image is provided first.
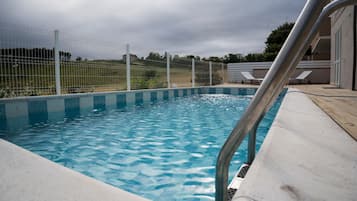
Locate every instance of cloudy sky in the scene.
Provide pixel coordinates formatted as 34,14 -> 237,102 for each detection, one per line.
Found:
0,0 -> 306,59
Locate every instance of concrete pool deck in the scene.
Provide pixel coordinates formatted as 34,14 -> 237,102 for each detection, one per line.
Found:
232,88 -> 357,201
221,83 -> 357,141
0,139 -> 149,201
293,84 -> 357,140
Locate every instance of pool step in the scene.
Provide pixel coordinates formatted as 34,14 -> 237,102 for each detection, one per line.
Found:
227,163 -> 250,201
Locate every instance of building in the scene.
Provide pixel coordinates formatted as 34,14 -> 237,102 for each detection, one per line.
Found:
122,54 -> 138,62
228,5 -> 357,90
330,5 -> 357,90
310,18 -> 331,60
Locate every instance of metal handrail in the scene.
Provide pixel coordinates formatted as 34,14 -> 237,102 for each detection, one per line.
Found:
215,0 -> 357,200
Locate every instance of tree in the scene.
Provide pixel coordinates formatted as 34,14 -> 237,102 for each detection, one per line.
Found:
223,53 -> 244,63
173,55 -> 180,60
245,53 -> 265,62
207,56 -> 222,62
60,51 -> 71,61
146,52 -> 162,60
186,55 -> 195,59
0,48 -> 71,60
264,22 -> 294,59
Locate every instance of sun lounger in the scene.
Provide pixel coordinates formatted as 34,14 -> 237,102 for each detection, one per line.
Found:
289,70 -> 312,84
241,72 -> 264,84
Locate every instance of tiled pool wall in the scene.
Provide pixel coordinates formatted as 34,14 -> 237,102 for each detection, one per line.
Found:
0,87 -> 257,131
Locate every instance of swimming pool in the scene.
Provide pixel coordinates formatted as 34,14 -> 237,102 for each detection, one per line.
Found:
0,90 -> 284,201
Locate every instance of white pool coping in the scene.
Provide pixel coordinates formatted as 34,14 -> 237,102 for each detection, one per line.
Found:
0,139 -> 149,201
232,88 -> 357,201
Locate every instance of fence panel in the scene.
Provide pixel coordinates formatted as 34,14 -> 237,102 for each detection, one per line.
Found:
212,62 -> 224,85
60,60 -> 126,93
131,59 -> 167,90
0,27 -> 55,98
194,61 -> 223,86
170,58 -> 192,87
195,61 -> 209,86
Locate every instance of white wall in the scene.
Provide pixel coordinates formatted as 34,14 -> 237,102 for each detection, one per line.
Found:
330,6 -> 356,89
227,60 -> 331,83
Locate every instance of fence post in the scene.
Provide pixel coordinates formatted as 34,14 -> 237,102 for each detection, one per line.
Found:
54,30 -> 61,95
221,63 -> 225,84
166,52 -> 170,88
126,44 -> 131,91
209,61 -> 212,86
192,58 -> 195,87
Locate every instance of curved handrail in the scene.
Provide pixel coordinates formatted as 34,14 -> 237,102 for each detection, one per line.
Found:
215,0 -> 357,200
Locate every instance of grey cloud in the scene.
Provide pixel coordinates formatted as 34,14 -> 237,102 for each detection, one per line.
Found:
0,0 -> 306,59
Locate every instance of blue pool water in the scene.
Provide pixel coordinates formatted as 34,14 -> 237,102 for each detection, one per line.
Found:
1,94 -> 284,201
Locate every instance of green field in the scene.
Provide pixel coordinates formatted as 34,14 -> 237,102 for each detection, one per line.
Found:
0,59 -> 224,98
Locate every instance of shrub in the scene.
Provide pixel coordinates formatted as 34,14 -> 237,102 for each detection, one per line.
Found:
132,70 -> 166,90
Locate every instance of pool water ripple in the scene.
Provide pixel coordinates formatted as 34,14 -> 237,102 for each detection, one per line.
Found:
1,94 -> 283,201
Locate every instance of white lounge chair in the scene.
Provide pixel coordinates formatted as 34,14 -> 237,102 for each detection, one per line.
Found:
241,72 -> 264,84
289,70 -> 312,84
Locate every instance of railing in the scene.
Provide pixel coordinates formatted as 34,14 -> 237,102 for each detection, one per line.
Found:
215,0 -> 357,200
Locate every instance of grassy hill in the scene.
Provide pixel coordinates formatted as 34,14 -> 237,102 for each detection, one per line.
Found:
0,58 -> 224,98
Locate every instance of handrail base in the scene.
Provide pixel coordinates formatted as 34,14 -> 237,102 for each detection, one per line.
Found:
227,163 -> 250,201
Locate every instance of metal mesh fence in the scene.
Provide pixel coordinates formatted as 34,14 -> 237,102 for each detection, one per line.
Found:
170,58 -> 192,87
60,60 -> 126,93
131,59 -> 167,90
59,31 -> 127,94
195,61 -> 210,86
195,61 -> 224,86
0,27 -> 56,97
212,62 -> 225,85
0,27 -> 225,98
